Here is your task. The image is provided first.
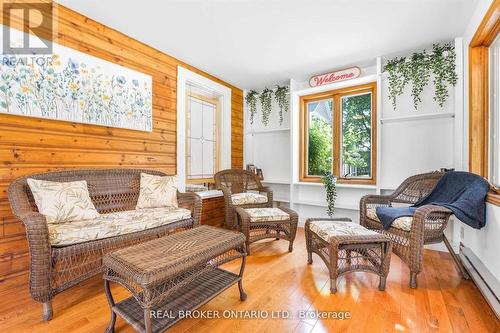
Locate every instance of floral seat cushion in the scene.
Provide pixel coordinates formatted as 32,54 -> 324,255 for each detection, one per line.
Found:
48,207 -> 192,246
309,220 -> 379,243
366,208 -> 412,232
231,192 -> 268,205
245,208 -> 289,223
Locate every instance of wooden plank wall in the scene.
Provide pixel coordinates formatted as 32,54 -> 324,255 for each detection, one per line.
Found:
0,4 -> 244,282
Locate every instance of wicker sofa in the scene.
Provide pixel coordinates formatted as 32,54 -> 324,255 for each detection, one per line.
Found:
7,169 -> 201,321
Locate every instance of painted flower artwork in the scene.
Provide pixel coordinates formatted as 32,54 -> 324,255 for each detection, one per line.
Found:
0,43 -> 153,131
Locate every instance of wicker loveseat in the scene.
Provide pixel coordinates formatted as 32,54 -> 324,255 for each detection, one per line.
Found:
360,171 -> 453,288
215,169 -> 273,229
7,169 -> 201,321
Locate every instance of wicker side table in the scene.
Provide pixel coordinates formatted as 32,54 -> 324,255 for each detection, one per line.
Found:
305,218 -> 392,293
234,207 -> 298,255
103,226 -> 247,333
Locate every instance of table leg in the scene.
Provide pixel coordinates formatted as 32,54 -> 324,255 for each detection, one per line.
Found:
104,279 -> 116,333
144,308 -> 152,333
238,250 -> 247,301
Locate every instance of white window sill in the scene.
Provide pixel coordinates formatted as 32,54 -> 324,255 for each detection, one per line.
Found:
293,182 -> 377,190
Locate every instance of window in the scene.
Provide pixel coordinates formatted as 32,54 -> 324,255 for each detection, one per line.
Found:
300,83 -> 376,184
186,90 -> 220,184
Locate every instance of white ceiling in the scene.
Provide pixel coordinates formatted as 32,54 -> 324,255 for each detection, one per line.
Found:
57,0 -> 477,90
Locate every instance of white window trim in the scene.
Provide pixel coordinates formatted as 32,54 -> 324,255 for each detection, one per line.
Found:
177,66 -> 231,191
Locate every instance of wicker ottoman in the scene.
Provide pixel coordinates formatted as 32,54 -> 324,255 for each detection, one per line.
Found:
305,218 -> 392,293
234,207 -> 298,255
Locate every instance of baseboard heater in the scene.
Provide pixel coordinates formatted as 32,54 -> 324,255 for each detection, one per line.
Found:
459,245 -> 500,319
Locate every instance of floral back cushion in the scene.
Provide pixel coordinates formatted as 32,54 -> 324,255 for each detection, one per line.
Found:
136,173 -> 178,209
27,178 -> 100,224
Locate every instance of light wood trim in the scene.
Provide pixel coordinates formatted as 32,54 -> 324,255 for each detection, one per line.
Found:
299,82 -> 377,184
486,192 -> 500,205
469,0 -> 500,177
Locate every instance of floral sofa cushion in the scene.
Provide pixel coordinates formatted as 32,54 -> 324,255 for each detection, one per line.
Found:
245,208 -> 289,223
231,192 -> 268,205
136,173 -> 178,209
48,207 -> 191,246
366,208 -> 412,231
309,220 -> 379,243
27,178 -> 100,224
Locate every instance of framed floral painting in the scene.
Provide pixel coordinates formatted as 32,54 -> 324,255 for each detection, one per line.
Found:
0,28 -> 153,132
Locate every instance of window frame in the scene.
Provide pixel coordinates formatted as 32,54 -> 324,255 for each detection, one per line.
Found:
299,82 -> 377,184
468,0 -> 500,206
185,91 -> 221,185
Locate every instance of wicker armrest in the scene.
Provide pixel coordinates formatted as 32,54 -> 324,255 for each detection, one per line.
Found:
259,186 -> 273,206
218,185 -> 233,203
177,192 -> 202,226
17,212 -> 53,303
359,194 -> 393,209
412,204 -> 453,233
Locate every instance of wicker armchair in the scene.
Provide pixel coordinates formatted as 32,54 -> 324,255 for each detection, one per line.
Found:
360,171 -> 453,288
214,169 -> 273,229
7,169 -> 201,320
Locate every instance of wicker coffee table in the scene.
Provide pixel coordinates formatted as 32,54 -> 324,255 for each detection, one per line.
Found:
305,218 -> 392,293
103,226 -> 247,333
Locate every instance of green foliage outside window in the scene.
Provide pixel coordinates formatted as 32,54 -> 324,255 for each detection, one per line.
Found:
341,93 -> 371,177
307,93 -> 372,178
308,115 -> 332,176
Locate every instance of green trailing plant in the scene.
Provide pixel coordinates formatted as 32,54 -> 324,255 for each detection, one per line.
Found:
430,43 -> 458,107
384,57 -> 407,109
245,90 -> 259,125
383,42 -> 457,110
274,85 -> 289,125
322,173 -> 337,217
259,87 -> 273,126
407,52 -> 431,110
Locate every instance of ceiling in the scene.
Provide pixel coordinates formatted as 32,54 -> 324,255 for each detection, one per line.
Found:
57,0 -> 478,90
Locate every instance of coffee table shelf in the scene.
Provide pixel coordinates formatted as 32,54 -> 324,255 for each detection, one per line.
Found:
112,268 -> 240,333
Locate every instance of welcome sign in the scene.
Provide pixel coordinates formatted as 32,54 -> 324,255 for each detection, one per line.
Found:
309,66 -> 361,87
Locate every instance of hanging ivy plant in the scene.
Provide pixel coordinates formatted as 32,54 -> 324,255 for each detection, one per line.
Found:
259,87 -> 273,126
245,90 -> 259,125
406,52 -> 431,110
322,173 -> 337,217
430,43 -> 458,107
384,57 -> 407,109
383,42 -> 457,110
274,85 -> 289,125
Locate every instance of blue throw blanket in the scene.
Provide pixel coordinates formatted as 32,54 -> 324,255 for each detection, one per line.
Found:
376,171 -> 490,230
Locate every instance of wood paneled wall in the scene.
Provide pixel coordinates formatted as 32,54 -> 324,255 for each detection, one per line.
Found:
0,4 -> 244,282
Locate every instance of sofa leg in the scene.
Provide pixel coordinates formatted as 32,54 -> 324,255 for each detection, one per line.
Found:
410,272 -> 418,289
42,301 -> 53,321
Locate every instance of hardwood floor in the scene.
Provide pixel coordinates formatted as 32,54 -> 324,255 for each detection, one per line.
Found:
0,228 -> 498,333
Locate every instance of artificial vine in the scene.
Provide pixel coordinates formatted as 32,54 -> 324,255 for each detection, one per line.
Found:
245,85 -> 290,126
322,173 -> 337,217
259,87 -> 273,126
274,85 -> 289,125
430,43 -> 458,107
384,42 -> 458,110
245,90 -> 258,125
